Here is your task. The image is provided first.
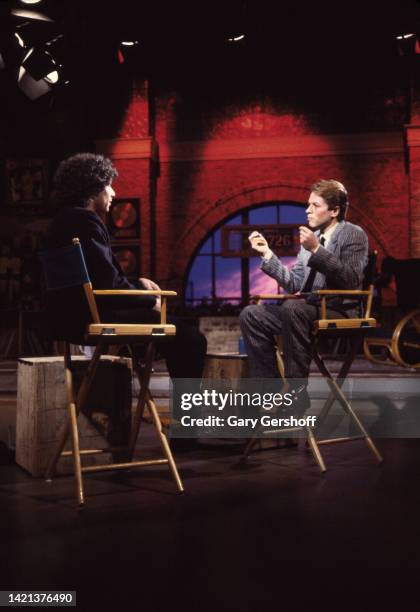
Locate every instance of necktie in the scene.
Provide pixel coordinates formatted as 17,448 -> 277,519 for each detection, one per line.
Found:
301,235 -> 325,292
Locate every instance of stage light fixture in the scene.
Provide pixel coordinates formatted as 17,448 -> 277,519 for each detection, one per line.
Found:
396,32 -> 419,56
0,28 -> 27,72
14,32 -> 25,47
118,40 -> 140,64
14,20 -> 61,52
396,33 -> 415,40
19,0 -> 43,4
17,46 -> 61,99
22,47 -> 58,80
18,66 -> 52,99
227,33 -> 245,42
11,8 -> 53,22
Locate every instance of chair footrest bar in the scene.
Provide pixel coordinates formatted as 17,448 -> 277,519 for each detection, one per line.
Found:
81,458 -> 169,473
316,435 -> 365,445
61,446 -> 127,457
262,426 -> 303,435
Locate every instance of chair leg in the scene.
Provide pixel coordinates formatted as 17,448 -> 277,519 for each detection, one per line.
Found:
313,341 -> 357,426
129,342 -> 155,458
325,376 -> 383,464
66,369 -> 84,506
306,426 -> 326,473
129,342 -> 184,492
145,391 -> 184,493
45,343 -> 104,482
313,347 -> 383,464
240,436 -> 259,461
75,343 -> 105,414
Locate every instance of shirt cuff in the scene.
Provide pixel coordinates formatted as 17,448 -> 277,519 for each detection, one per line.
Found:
262,249 -> 274,261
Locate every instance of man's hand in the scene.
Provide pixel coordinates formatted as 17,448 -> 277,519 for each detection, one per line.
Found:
299,226 -> 319,252
139,277 -> 161,312
249,231 -> 272,258
139,277 -> 161,291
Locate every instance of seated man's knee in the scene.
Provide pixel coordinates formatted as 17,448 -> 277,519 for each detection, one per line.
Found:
280,299 -> 304,319
239,305 -> 259,330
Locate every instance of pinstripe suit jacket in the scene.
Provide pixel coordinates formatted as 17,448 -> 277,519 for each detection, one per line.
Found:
261,220 -> 368,310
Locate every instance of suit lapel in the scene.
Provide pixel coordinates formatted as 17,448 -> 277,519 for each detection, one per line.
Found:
300,221 -> 345,289
326,220 -> 345,253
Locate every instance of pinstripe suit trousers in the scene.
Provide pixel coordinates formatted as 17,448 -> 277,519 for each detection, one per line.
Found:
239,300 -> 346,379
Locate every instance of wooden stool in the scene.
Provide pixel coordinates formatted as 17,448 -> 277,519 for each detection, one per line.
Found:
203,352 -> 249,383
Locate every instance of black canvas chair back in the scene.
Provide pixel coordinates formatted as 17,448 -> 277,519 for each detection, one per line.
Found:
363,250 -> 377,290
39,241 -> 96,343
39,242 -> 90,291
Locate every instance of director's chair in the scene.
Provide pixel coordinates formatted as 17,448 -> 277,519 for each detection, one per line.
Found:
40,238 -> 183,506
242,279 -> 383,472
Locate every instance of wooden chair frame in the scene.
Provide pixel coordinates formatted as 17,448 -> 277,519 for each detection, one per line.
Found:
43,239 -> 184,505
241,286 -> 383,472
363,308 -> 420,369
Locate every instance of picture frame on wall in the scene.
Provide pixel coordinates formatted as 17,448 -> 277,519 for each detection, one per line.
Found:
107,197 -> 140,240
112,245 -> 140,280
5,159 -> 48,205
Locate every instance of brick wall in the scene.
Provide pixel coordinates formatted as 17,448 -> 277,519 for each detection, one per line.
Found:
101,84 -> 411,295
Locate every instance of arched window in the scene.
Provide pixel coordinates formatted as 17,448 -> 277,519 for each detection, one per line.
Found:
184,201 -> 307,312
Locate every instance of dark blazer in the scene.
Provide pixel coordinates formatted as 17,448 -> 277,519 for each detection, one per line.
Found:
44,207 -> 155,340
46,206 -> 156,308
261,220 -> 369,311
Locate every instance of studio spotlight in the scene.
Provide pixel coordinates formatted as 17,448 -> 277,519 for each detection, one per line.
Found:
396,33 -> 415,40
11,9 -> 53,22
0,29 -> 27,73
227,33 -> 245,42
22,47 -> 58,80
19,0 -> 44,4
18,47 -> 60,99
118,40 -> 140,64
14,20 -> 60,52
396,32 -> 419,56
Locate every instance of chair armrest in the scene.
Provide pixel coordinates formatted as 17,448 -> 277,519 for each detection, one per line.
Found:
93,290 -> 177,324
313,290 -> 370,296
250,293 -> 307,304
313,288 -> 373,319
93,290 -> 177,296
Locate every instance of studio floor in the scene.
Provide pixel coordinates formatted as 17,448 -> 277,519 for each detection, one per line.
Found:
1,435 -> 420,611
1,357 -> 419,611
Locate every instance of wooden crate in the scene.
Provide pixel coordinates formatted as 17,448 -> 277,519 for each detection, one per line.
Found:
16,356 -> 132,476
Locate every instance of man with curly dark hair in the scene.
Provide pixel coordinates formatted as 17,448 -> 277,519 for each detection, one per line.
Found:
46,152 -> 207,381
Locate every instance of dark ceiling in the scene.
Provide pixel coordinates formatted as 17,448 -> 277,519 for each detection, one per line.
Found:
2,0 -> 420,81
2,0 -> 420,153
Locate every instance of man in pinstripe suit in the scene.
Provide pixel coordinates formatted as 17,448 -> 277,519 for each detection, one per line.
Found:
239,179 -> 368,403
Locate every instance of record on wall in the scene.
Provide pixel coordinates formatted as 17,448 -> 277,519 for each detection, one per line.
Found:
113,245 -> 140,278
107,198 -> 140,239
